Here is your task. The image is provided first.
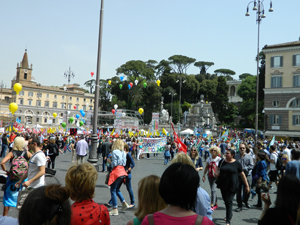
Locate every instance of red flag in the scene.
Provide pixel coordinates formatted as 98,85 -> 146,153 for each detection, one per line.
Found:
171,123 -> 187,153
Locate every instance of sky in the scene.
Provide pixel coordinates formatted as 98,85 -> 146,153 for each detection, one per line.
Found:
1,0 -> 300,90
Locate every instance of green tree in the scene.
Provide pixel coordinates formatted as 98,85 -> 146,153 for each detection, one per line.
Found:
168,55 -> 196,74
155,60 -> 172,78
194,61 -> 214,74
181,75 -> 200,103
239,73 -> 253,80
214,69 -> 235,81
99,79 -> 112,110
84,79 -> 95,93
199,79 -> 218,101
181,101 -> 192,113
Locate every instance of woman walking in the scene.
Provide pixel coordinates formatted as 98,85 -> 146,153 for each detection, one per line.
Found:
47,138 -> 59,169
189,146 -> 203,172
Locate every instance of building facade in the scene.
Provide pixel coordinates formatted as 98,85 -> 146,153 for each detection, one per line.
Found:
0,50 -> 94,129
226,80 -> 243,103
262,39 -> 300,137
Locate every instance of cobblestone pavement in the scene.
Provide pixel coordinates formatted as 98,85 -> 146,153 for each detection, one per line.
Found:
0,152 -> 277,224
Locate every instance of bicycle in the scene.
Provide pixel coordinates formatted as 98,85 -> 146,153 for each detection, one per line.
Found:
45,168 -> 60,185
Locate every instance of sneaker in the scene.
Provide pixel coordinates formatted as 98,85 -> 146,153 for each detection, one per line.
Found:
104,203 -> 113,207
212,204 -> 218,210
122,202 -> 129,211
109,209 -> 118,216
235,207 -> 243,212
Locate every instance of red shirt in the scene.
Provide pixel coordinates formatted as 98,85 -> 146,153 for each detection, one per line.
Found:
71,199 -> 110,225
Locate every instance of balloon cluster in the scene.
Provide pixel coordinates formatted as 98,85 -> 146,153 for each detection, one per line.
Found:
9,83 -> 23,115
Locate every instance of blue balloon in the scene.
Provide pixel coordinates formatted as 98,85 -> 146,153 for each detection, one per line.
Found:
120,76 -> 124,81
81,112 -> 86,117
128,84 -> 131,89
80,109 -> 85,117
82,119 -> 85,123
76,114 -> 80,119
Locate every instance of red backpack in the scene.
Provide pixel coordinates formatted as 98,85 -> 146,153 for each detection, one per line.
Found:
208,159 -> 218,178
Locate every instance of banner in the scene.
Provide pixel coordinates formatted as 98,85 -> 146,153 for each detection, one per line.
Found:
139,137 -> 166,153
171,123 -> 187,153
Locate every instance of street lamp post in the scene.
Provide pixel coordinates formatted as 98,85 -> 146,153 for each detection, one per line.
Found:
169,91 -> 177,120
176,76 -> 185,136
64,67 -> 75,132
88,0 -> 104,169
245,0 -> 273,144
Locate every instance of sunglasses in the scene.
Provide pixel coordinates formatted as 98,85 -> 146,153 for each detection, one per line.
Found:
211,150 -> 217,152
191,150 -> 196,152
239,147 -> 245,149
282,158 -> 287,160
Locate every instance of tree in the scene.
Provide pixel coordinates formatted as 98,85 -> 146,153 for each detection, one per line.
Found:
194,61 -> 214,74
116,60 -> 156,81
237,76 -> 257,100
155,60 -> 172,78
181,101 -> 192,113
214,68 -> 236,76
99,79 -> 112,110
168,55 -> 196,74
199,79 -> 218,101
181,75 -> 200,103
84,79 -> 95,93
239,73 -> 253,80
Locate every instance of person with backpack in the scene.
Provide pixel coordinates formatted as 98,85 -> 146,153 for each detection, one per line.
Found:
202,146 -> 221,211
46,138 -> 60,170
267,145 -> 279,191
0,136 -> 32,216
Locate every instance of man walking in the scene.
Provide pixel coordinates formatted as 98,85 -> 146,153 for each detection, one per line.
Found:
285,149 -> 300,180
235,143 -> 254,212
267,145 -> 279,191
16,136 -> 46,189
101,137 -> 111,172
76,136 -> 88,164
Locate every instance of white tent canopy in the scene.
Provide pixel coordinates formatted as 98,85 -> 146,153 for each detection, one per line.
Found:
180,128 -> 194,135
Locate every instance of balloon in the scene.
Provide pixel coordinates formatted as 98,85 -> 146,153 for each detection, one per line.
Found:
76,114 -> 80,119
81,119 -> 85,123
128,84 -> 131,89
112,109 -> 115,114
80,109 -> 85,117
122,113 -> 126,117
120,76 -> 124,81
108,80 -> 111,85
129,82 -> 133,87
81,112 -> 86,117
69,117 -> 74,123
156,79 -> 161,86
91,72 -> 94,77
79,121 -> 84,126
53,113 -> 57,118
61,122 -> 66,128
134,80 -> 138,85
114,104 -> 118,110
119,84 -> 123,89
143,83 -> 147,88
74,106 -> 77,110
9,102 -> 18,115
138,108 -> 144,115
13,83 -> 22,95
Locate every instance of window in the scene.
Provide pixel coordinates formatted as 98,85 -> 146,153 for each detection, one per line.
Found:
53,102 -> 57,108
61,103 -> 65,109
77,97 -> 79,103
290,99 -> 300,108
36,100 -> 41,107
270,115 -> 282,125
90,99 -> 93,103
46,94 -> 50,99
24,73 -> 27,79
28,99 -> 32,106
54,95 -> 57,100
89,106 -> 93,110
83,105 -> 86,111
45,101 -> 49,107
69,97 -> 72,101
53,119 -> 55,123
36,118 -> 39,123
272,101 -> 279,107
83,98 -> 86,103
19,91 -> 24,96
271,76 -> 282,88
271,56 -> 283,68
293,75 -> 300,87
28,92 -> 33,97
293,115 -> 300,125
44,118 -> 47,123
76,104 -> 79,109
68,104 -> 72,109
293,54 -> 300,67
62,96 -> 65,100
19,98 -> 24,105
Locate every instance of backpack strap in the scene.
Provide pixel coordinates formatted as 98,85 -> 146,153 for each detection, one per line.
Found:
148,214 -> 155,225
21,150 -> 26,157
194,215 -> 203,225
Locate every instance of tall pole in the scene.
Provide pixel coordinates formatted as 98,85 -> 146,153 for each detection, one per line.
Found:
64,67 -> 75,132
255,4 -> 260,144
89,0 -> 104,168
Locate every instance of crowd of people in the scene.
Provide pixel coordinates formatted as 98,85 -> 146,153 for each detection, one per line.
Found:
1,130 -> 300,225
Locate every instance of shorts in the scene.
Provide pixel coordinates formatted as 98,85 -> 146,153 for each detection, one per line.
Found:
268,170 -> 278,182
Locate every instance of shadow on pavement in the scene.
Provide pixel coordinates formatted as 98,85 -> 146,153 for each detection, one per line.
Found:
242,218 -> 259,223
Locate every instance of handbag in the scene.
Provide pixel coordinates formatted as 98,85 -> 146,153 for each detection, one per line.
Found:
215,159 -> 225,189
17,188 -> 32,210
257,180 -> 268,192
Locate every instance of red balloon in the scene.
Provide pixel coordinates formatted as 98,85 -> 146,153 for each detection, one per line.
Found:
74,106 -> 77,109
112,109 -> 115,114
91,72 -> 94,77
129,82 -> 133,87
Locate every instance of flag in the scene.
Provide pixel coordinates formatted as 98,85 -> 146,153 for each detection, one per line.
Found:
269,135 -> 275,148
110,129 -> 114,136
222,130 -> 229,141
162,128 -> 167,136
171,123 -> 187,153
207,134 -> 211,144
156,130 -> 160,136
120,130 -> 123,135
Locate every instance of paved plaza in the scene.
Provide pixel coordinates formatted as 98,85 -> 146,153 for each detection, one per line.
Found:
0,152 -> 277,225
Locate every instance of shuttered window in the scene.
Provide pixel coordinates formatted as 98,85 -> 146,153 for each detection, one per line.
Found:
269,115 -> 282,125
271,76 -> 282,88
293,55 -> 300,66
293,75 -> 300,87
293,115 -> 300,125
271,56 -> 283,68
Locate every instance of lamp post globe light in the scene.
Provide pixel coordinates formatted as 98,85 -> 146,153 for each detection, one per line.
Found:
176,76 -> 185,136
245,0 -> 273,144
64,67 -> 75,132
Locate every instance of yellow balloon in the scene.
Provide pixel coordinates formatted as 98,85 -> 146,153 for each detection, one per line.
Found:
138,108 -> 144,115
156,79 -> 161,86
9,102 -> 18,115
14,83 -> 22,95
108,80 -> 111,85
53,113 -> 57,118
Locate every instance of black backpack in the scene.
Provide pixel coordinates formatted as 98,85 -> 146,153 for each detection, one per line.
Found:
275,153 -> 283,170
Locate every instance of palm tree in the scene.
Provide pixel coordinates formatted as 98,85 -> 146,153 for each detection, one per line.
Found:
84,79 -> 96,93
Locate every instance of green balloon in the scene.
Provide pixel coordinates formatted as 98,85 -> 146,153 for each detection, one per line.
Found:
61,122 -> 66,128
79,121 -> 84,126
69,117 -> 74,123
119,84 -> 123,89
143,82 -> 147,88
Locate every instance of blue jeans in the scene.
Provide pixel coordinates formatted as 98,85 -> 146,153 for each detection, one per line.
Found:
204,151 -> 210,160
125,173 -> 135,205
110,176 -> 125,209
102,157 -> 107,171
164,157 -> 170,164
1,144 -> 8,157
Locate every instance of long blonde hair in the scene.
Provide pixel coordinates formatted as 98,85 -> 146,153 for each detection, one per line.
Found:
171,153 -> 195,168
135,175 -> 167,221
112,139 -> 124,151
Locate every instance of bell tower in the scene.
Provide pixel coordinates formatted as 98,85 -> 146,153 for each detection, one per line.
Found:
14,49 -> 34,85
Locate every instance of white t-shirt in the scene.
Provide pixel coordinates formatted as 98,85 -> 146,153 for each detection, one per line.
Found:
282,148 -> 291,161
270,152 -> 278,171
206,156 -> 222,166
28,151 -> 47,189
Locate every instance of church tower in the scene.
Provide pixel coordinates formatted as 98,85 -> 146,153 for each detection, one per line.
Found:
13,49 -> 34,86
